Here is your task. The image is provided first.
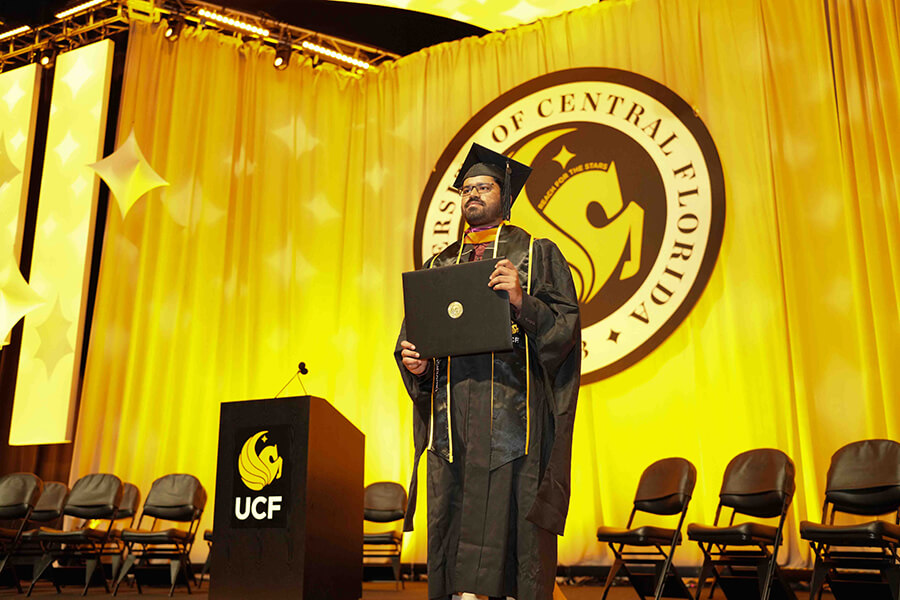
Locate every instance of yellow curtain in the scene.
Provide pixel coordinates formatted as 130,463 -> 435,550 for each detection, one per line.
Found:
71,0 -> 899,567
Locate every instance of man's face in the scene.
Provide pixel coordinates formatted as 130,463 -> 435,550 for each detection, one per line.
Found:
461,175 -> 502,227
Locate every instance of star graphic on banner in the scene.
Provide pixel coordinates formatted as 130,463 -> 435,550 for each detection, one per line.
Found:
9,130 -> 26,153
305,193 -> 340,224
551,145 -> 576,170
40,215 -> 59,239
70,174 -> 89,197
34,296 -> 74,376
608,329 -> 620,343
89,130 -> 169,217
61,55 -> 94,99
0,253 -> 45,345
162,176 -> 224,231
502,0 -> 547,23
55,131 -> 80,166
271,114 -> 320,158
356,261 -> 383,292
0,133 -> 21,187
266,236 -> 317,286
364,164 -> 389,192
437,0 -> 467,13
229,145 -> 256,177
450,11 -> 473,22
2,80 -> 25,111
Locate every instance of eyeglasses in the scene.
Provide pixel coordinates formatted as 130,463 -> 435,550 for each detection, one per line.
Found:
459,183 -> 495,197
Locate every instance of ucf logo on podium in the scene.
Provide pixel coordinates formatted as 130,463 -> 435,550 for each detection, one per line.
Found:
416,68 -> 725,383
232,427 -> 291,527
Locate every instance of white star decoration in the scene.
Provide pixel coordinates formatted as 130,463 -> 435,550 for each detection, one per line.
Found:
502,0 -> 547,23
54,131 -> 80,166
9,130 -> 26,153
89,130 -> 169,217
364,164 -> 389,192
271,114 -> 320,158
2,80 -> 25,111
305,193 -> 341,223
61,56 -> 94,99
0,252 -> 45,345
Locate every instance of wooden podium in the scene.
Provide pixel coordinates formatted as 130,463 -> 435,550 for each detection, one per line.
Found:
210,396 -> 364,599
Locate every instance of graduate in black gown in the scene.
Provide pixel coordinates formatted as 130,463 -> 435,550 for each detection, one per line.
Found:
396,144 -> 581,600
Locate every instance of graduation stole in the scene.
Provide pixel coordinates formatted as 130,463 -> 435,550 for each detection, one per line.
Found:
426,222 -> 535,464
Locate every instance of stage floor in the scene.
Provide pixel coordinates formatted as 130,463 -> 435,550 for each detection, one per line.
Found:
10,581 -> 831,598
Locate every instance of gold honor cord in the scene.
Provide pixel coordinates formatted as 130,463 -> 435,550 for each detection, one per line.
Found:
488,223 -> 505,436
524,235 -> 534,455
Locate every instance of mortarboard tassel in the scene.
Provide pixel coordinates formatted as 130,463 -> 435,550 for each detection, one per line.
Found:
503,159 -> 512,221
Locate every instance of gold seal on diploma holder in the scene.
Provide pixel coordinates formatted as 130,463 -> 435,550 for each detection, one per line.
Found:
447,301 -> 463,319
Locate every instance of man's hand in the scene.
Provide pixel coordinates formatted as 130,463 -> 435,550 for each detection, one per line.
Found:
489,258 -> 523,310
400,340 -> 429,375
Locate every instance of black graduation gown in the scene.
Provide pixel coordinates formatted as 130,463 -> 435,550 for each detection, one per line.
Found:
395,225 -> 581,600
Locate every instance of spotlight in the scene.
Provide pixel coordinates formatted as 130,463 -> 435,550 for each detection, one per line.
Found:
38,44 -> 58,68
164,16 -> 185,41
273,43 -> 291,70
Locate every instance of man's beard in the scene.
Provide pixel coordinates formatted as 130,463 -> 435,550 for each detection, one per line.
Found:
463,199 -> 498,227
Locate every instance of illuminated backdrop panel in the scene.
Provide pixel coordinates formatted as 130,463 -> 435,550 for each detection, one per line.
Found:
9,40 -> 114,446
0,63 -> 40,259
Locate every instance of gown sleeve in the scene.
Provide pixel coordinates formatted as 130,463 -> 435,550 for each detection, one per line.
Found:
393,256 -> 437,531
515,239 -> 581,535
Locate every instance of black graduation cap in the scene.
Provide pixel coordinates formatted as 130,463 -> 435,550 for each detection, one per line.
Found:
452,143 -> 533,221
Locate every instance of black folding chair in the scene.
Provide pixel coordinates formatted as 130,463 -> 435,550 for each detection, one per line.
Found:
109,483 -> 142,580
28,473 -> 123,596
0,473 -> 43,593
363,482 -> 407,590
114,473 -> 206,596
800,439 -> 900,600
596,457 -> 696,600
687,448 -> 797,600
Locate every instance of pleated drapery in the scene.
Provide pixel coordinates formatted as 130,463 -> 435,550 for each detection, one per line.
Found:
70,0 -> 899,566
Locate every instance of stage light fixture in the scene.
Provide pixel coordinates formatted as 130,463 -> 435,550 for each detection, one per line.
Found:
164,16 -> 185,41
273,43 -> 291,70
197,8 -> 269,37
38,44 -> 58,67
0,25 -> 31,41
301,41 -> 370,70
55,0 -> 106,19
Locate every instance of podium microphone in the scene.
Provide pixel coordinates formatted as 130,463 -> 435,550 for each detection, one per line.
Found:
274,361 -> 310,398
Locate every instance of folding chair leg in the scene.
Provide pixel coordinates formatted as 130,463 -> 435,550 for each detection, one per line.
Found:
114,553 -> 138,596
1,556 -> 23,594
885,564 -> 900,600
83,557 -> 107,596
759,548 -> 781,600
694,553 -> 714,600
391,554 -> 402,590
809,555 -> 827,600
654,549 -> 676,600
169,559 -> 182,597
600,557 -> 624,600
27,552 -> 54,596
182,556 -> 194,594
199,547 -> 212,588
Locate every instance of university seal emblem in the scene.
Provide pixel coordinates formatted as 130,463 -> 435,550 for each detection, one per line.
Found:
415,68 -> 725,382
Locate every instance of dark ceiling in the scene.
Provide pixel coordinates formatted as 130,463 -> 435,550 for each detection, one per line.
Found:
0,0 -> 489,56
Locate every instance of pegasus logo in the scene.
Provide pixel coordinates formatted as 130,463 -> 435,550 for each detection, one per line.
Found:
235,430 -> 283,521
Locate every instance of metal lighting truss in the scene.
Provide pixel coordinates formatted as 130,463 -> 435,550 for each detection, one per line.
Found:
0,0 -> 400,74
